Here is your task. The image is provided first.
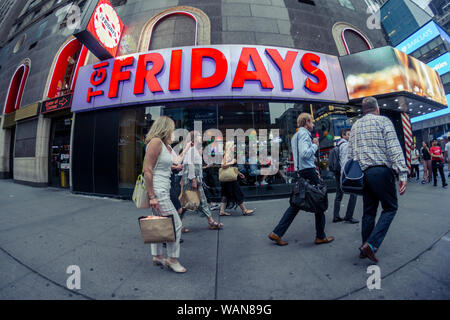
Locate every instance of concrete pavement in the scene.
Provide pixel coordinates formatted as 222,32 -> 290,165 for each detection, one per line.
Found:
0,177 -> 449,300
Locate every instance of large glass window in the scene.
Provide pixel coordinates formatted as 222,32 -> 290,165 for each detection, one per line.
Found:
117,101 -> 358,198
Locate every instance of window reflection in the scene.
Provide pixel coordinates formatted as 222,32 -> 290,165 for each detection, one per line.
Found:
118,101 -> 359,197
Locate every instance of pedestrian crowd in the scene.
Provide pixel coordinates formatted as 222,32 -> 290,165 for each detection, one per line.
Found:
138,96 -> 447,273
414,139 -> 449,188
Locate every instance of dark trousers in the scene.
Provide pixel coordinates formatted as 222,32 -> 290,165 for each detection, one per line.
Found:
362,166 -> 398,249
411,164 -> 420,180
432,160 -> 446,186
333,172 -> 357,220
273,168 -> 326,239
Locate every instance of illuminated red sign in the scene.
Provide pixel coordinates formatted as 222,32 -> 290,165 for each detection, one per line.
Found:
72,45 -> 349,112
74,0 -> 124,60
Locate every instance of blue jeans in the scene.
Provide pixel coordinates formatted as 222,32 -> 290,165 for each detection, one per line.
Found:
273,168 -> 326,239
362,166 -> 398,249
333,172 -> 357,219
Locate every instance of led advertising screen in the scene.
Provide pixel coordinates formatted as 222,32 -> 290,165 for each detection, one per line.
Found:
395,20 -> 441,55
427,52 -> 450,76
340,46 -> 447,106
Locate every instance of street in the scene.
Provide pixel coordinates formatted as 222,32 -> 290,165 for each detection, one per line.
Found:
0,176 -> 449,300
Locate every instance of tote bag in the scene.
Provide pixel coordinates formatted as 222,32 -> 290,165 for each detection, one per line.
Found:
138,216 -> 176,243
133,172 -> 149,209
180,189 -> 201,211
218,167 -> 238,182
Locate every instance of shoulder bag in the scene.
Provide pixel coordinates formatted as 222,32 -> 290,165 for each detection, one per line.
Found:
341,124 -> 364,195
289,132 -> 328,213
132,162 -> 149,209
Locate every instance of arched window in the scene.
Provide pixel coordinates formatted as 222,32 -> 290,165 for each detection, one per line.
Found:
46,38 -> 88,98
149,12 -> 197,50
332,22 -> 373,56
138,6 -> 210,53
4,63 -> 30,114
341,28 -> 372,54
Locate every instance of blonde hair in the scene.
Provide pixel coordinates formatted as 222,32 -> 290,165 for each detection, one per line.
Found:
297,113 -> 313,128
224,141 -> 234,161
145,116 -> 175,144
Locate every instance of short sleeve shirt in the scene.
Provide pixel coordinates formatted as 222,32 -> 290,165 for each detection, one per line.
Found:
430,146 -> 443,162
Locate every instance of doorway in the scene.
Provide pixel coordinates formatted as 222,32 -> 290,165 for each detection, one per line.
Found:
49,116 -> 72,188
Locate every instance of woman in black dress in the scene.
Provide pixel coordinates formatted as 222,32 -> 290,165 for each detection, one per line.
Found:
219,141 -> 255,216
421,141 -> 432,184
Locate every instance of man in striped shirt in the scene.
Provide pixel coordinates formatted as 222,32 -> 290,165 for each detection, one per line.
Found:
347,97 -> 408,263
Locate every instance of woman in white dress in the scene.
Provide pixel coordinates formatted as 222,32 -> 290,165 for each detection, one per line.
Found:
144,116 -> 186,273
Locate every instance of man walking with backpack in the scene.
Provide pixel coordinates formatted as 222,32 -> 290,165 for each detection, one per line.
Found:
330,128 -> 358,224
347,97 -> 408,263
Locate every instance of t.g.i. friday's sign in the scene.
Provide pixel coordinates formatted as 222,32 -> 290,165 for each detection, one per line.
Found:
71,44 -> 348,112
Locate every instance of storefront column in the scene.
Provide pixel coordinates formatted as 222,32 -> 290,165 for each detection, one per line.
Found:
0,117 -> 12,178
401,112 -> 413,174
35,115 -> 51,184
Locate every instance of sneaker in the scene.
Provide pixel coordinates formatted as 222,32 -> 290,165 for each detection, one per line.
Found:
260,181 -> 268,186
443,183 -> 448,188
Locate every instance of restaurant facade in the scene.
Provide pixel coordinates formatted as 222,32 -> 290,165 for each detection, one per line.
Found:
0,0 -> 447,200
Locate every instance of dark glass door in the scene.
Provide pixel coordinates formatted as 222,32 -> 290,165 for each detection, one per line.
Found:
49,117 -> 72,188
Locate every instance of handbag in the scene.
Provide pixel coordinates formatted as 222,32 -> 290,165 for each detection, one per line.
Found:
218,166 -> 238,182
289,132 -> 328,213
138,216 -> 176,243
180,189 -> 201,211
132,163 -> 149,209
341,125 -> 364,195
290,175 -> 328,213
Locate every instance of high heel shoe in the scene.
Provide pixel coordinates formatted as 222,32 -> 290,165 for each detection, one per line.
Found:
164,259 -> 187,273
152,256 -> 165,267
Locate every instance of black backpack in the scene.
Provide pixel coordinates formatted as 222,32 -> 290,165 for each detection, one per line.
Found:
328,141 -> 343,173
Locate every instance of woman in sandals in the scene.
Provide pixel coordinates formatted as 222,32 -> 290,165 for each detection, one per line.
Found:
219,141 -> 255,216
180,131 -> 224,230
144,116 -> 186,273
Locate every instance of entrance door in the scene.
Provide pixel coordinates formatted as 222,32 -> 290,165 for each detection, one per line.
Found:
49,117 -> 72,188
9,127 -> 15,179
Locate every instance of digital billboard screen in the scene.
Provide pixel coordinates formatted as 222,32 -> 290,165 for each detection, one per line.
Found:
395,20 -> 441,55
340,46 -> 447,106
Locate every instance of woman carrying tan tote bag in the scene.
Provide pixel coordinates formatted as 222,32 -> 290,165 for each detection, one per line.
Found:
179,131 -> 223,230
219,141 -> 255,217
142,116 -> 186,273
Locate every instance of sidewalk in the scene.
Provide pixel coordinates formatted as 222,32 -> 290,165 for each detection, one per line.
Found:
0,179 -> 449,300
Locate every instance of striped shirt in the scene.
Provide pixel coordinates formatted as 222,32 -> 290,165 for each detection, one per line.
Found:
347,114 -> 408,182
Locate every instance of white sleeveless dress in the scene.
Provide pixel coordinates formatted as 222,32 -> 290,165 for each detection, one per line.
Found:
149,140 -> 182,259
